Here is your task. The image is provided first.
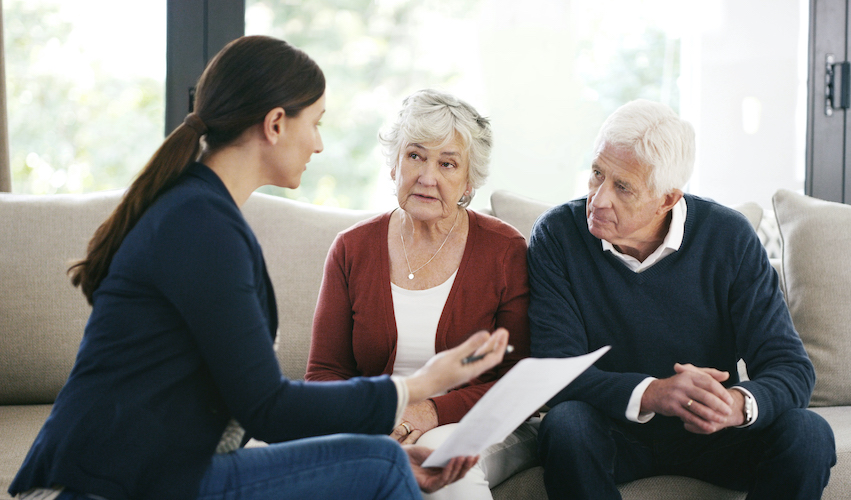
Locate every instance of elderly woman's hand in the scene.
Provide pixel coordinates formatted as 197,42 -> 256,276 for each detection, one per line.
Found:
404,445 -> 479,493
403,328 -> 508,404
391,400 -> 439,444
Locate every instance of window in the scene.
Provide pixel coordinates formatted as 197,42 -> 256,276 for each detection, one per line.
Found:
6,0 -> 808,211
246,0 -> 808,210
4,0 -> 166,194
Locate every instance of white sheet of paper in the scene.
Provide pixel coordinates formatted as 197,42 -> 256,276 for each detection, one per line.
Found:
421,346 -> 610,468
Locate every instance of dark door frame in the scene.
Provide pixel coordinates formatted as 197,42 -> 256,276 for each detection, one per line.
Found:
165,0 -> 244,135
806,0 -> 850,204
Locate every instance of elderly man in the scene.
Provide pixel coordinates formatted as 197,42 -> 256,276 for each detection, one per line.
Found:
528,100 -> 835,499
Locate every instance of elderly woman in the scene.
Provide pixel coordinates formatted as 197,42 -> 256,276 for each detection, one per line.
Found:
306,89 -> 538,499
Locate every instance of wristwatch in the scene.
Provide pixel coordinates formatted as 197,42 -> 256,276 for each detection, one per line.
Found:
742,392 -> 755,426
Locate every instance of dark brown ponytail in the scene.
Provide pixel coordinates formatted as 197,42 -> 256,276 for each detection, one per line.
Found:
69,36 -> 325,304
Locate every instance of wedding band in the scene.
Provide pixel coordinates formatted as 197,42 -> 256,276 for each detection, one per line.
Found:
400,422 -> 412,434
686,399 -> 694,408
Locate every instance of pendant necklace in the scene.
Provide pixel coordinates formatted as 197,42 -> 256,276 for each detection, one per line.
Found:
400,210 -> 460,280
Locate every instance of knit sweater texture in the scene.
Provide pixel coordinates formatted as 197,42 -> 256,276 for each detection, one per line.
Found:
527,194 -> 814,435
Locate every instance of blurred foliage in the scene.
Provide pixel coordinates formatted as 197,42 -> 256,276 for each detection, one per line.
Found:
4,0 -> 680,207
250,0 -> 479,208
5,0 -> 164,194
578,26 -> 681,117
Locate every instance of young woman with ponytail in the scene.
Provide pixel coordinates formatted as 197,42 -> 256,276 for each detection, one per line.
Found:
9,36 -> 509,500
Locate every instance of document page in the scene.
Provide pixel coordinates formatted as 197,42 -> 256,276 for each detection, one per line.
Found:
422,346 -> 610,468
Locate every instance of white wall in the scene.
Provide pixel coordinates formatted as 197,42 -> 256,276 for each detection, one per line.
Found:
370,0 -> 808,212
683,0 -> 806,209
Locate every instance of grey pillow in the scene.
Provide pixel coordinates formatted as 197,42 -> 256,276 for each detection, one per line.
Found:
732,202 -> 763,231
490,190 -> 555,241
773,189 -> 851,406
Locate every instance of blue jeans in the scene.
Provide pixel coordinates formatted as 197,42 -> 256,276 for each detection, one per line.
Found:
196,434 -> 422,500
538,401 -> 836,500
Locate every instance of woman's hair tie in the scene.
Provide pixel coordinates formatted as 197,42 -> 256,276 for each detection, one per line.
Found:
183,113 -> 208,136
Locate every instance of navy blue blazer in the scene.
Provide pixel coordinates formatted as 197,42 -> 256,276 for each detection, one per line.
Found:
10,164 -> 397,500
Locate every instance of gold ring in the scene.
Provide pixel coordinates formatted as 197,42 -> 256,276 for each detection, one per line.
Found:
400,422 -> 412,434
686,399 -> 693,408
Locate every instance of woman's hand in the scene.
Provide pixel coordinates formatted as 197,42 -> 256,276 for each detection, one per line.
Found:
404,445 -> 479,493
404,328 -> 509,403
391,400 -> 439,444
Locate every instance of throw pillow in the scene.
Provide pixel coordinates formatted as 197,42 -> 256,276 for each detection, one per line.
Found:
732,202 -> 763,232
490,190 -> 554,241
773,189 -> 851,406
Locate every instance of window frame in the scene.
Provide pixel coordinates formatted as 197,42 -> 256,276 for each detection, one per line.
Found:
165,0 -> 244,135
806,0 -> 851,204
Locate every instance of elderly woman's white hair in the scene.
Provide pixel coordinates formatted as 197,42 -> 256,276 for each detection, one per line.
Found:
379,89 -> 492,207
593,99 -> 695,197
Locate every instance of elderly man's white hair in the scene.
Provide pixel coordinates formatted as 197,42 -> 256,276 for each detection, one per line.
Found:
593,99 -> 695,197
379,89 -> 492,207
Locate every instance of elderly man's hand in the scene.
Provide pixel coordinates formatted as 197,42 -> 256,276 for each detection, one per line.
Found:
641,363 -> 738,434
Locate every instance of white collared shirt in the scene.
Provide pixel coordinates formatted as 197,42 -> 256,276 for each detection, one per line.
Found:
602,198 -> 686,273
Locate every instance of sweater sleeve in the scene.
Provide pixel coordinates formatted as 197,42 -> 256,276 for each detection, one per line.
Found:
154,198 -> 397,442
728,228 -> 815,430
306,232 -> 363,381
431,232 -> 532,425
528,210 -> 646,421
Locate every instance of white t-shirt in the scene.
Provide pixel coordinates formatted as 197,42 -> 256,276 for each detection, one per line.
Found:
390,271 -> 458,377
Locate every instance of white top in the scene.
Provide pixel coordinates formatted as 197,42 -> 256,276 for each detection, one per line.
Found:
390,270 -> 458,377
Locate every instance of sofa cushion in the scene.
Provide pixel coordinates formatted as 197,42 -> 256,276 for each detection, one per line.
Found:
0,405 -> 53,496
490,466 -> 748,500
773,189 -> 851,406
732,202 -> 763,232
0,191 -> 122,405
810,406 -> 851,498
0,190 -> 378,405
490,190 -> 555,241
242,193 -> 378,380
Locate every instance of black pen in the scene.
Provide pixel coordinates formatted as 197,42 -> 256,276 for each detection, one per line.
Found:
462,345 -> 514,365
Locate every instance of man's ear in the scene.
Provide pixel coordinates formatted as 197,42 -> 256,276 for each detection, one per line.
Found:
263,107 -> 287,144
658,189 -> 684,214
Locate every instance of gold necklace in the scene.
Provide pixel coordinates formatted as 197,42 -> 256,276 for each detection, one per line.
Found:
400,210 -> 460,280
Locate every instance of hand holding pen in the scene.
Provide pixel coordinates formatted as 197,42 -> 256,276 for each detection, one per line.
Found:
404,328 -> 509,402
462,345 -> 514,365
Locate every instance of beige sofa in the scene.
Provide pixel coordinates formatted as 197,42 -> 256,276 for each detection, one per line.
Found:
1,188 -> 849,499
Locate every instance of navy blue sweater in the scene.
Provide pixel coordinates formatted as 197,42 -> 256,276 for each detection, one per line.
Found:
10,164 -> 397,500
528,195 -> 814,435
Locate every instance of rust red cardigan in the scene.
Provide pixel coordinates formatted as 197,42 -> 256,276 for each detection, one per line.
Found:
306,209 -> 531,425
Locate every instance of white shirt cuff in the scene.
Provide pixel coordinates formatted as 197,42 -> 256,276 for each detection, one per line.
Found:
391,376 -> 409,427
627,377 -> 657,423
730,386 -> 758,427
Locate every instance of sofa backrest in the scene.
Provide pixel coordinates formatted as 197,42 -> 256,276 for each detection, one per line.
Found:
0,188 -> 769,406
0,191 -> 122,404
241,193 -> 378,380
0,191 -> 378,405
